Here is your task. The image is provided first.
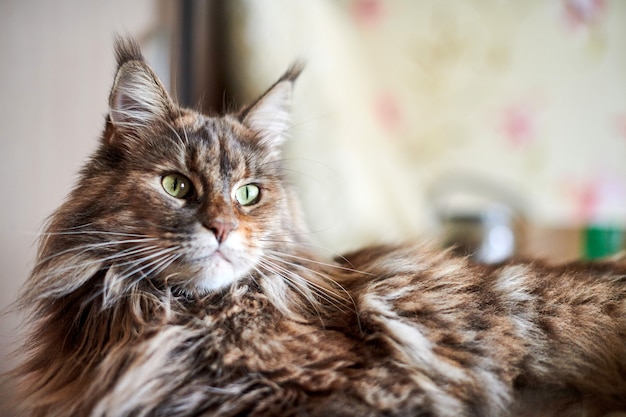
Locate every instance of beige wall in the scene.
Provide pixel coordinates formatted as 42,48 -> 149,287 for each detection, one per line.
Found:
0,0 -> 171,408
227,1 -> 626,252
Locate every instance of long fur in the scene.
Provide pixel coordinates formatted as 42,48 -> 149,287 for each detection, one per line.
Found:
13,38 -> 626,417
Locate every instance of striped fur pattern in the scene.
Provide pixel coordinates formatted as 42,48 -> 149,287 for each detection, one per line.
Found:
14,38 -> 626,416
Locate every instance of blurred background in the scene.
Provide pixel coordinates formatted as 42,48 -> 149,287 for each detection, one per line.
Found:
1,0 -> 625,411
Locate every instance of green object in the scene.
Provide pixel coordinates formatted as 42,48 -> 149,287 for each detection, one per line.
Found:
162,173 -> 192,199
235,184 -> 260,206
584,225 -> 624,259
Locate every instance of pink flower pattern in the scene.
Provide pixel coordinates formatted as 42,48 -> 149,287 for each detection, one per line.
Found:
351,0 -> 385,27
373,91 -> 402,134
499,102 -> 538,148
565,174 -> 626,224
562,0 -> 606,30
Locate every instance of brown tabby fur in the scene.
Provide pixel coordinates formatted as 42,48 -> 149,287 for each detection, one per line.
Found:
13,38 -> 626,417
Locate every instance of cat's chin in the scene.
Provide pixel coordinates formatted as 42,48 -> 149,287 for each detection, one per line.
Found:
168,230 -> 258,294
178,249 -> 257,294
195,254 -> 240,293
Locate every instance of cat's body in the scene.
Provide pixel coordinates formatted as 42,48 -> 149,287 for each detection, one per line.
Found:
14,39 -> 626,417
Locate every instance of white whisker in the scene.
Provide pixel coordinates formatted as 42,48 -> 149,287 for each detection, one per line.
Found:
256,259 -> 325,322
180,122 -> 191,145
39,244 -> 161,276
259,252 -> 362,330
258,256 -> 352,312
36,230 -> 152,238
164,121 -> 190,153
98,248 -> 182,307
117,252 -> 182,301
267,250 -> 371,276
259,237 -> 355,266
116,247 -> 179,282
36,238 -> 158,266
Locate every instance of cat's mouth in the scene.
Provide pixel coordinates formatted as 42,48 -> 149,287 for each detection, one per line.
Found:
192,249 -> 231,265
210,250 -> 232,266
177,231 -> 257,292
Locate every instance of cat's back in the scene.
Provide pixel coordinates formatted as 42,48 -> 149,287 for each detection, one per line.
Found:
338,243 -> 626,416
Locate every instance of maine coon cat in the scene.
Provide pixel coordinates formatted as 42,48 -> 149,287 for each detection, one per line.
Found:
14,38 -> 626,417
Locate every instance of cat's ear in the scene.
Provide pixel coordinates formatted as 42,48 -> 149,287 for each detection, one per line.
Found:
108,38 -> 174,130
239,63 -> 303,152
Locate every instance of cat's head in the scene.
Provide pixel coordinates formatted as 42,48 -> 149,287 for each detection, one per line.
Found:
39,38 -> 307,297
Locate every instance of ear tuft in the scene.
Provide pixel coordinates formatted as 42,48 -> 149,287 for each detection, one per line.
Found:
108,37 -> 174,129
114,36 -> 144,66
239,63 -> 304,151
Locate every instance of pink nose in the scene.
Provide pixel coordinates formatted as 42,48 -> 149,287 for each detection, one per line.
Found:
208,219 -> 238,243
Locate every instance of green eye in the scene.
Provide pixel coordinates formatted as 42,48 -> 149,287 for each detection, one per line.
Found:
162,174 -> 192,199
235,184 -> 260,206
